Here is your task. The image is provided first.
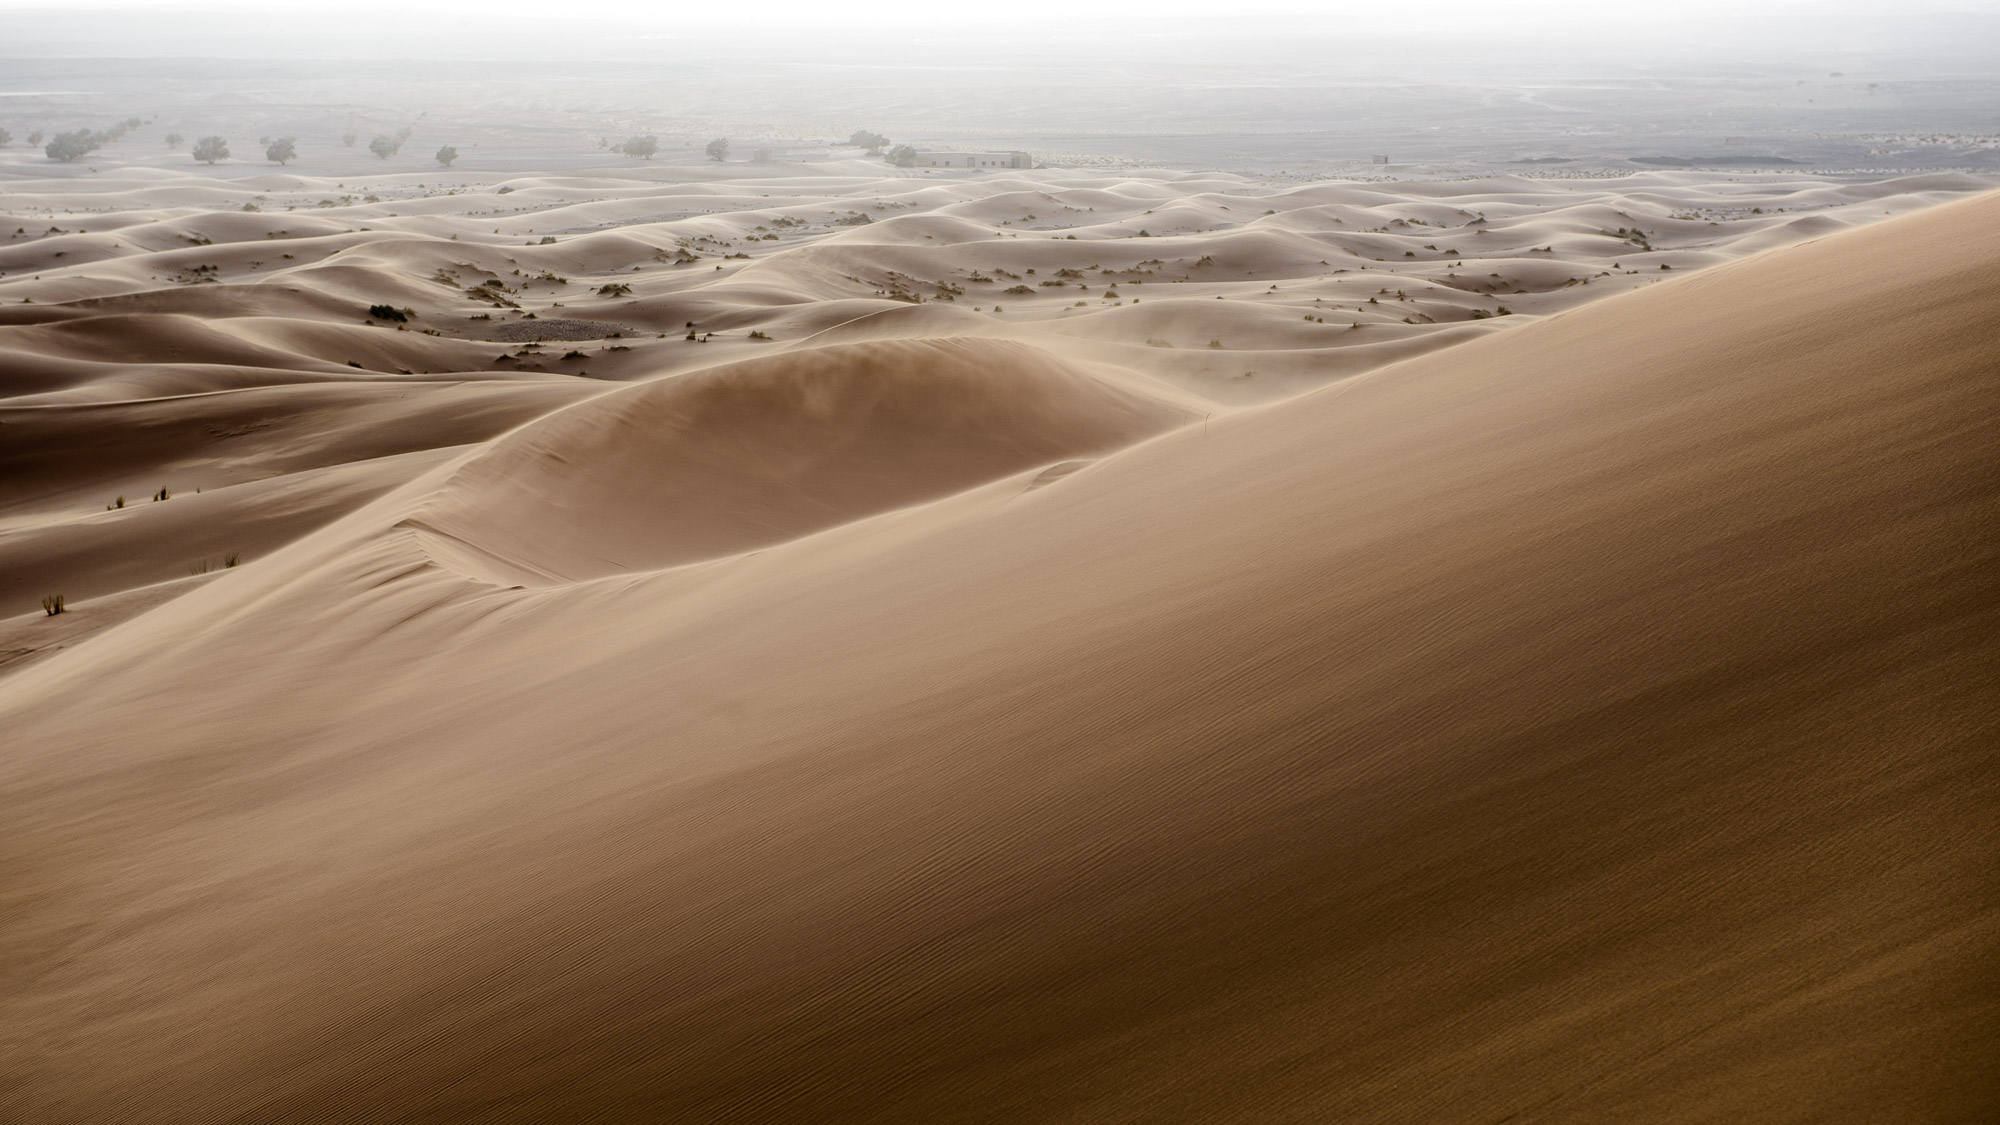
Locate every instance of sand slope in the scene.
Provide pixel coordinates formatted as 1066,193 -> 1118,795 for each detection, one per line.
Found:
0,186 -> 1996,1122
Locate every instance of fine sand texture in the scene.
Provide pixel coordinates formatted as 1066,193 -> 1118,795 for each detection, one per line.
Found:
1,169 -> 1996,1122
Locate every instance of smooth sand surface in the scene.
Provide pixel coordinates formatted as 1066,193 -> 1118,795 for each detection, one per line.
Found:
1,168 -> 1995,1122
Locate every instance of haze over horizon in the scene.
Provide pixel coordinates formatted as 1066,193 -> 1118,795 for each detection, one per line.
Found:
2,0 -> 1997,72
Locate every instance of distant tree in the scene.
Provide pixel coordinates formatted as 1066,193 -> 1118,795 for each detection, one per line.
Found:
847,129 -> 890,153
45,129 -> 104,163
0,128 -> 11,147
265,136 -> 297,165
124,116 -> 142,130
27,130 -> 44,146
341,132 -> 358,147
620,135 -> 658,159
369,133 -> 402,160
192,135 -> 230,164
885,144 -> 918,167
434,144 -> 459,167
706,137 -> 729,162
165,133 -> 184,149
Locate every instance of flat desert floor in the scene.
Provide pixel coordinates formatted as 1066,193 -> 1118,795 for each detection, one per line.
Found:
1,164 -> 1996,1122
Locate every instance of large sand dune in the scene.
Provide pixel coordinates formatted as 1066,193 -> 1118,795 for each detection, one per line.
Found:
1,168 -> 1995,1121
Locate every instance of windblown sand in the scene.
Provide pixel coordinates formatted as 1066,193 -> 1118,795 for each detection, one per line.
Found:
1,165 -> 1995,1122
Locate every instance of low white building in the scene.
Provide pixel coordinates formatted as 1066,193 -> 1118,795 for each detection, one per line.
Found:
911,150 -> 1033,169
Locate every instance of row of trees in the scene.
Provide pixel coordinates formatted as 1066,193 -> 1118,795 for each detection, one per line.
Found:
13,121 -> 865,166
13,123 -> 455,165
615,136 -> 731,161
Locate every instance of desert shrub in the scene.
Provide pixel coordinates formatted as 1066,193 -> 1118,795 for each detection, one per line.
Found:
847,130 -> 889,152
1208,338 -> 1223,348
163,132 -> 183,148
368,304 -> 407,321
619,135 -> 658,159
42,594 -> 64,616
538,235 -> 557,245
1003,285 -> 1034,295
0,128 -> 11,147
154,487 -> 171,501
597,283 -> 632,296
192,135 -> 229,164
369,133 -> 403,160
706,137 -> 729,161
1146,337 -> 1172,348
435,144 -> 458,167
45,129 -> 104,163
27,130 -> 43,145
265,136 -> 296,165
226,553 -> 240,567
748,330 -> 771,340
885,144 -> 917,167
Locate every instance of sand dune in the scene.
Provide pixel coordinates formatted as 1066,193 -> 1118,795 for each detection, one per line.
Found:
0,167 -> 1995,1122
413,338 -> 1197,583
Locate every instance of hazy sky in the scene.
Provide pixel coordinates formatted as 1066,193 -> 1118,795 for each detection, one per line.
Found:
1,0 -> 1995,68
2,0 -> 1985,25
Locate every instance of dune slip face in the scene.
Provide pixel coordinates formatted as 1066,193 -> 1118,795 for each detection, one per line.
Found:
0,168 -> 1996,1123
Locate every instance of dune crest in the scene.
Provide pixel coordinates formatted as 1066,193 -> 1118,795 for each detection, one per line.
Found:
410,337 -> 1197,584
